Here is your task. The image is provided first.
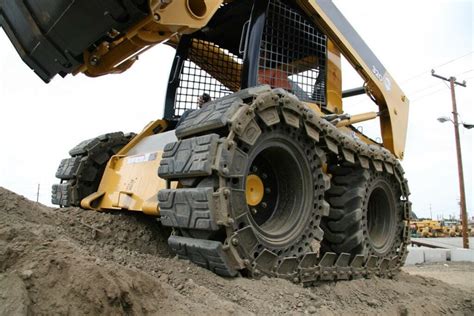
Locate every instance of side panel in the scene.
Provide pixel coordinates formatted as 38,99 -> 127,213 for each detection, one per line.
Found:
81,120 -> 176,215
297,0 -> 409,158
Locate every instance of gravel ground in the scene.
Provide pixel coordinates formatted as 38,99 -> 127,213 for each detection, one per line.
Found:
1,187 -> 473,315
403,262 -> 474,293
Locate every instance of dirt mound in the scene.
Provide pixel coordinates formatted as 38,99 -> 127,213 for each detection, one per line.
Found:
1,186 -> 473,315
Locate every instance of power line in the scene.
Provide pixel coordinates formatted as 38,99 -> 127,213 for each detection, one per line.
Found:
456,69 -> 473,76
401,51 -> 474,84
346,54 -> 472,107
406,82 -> 445,97
411,87 -> 446,102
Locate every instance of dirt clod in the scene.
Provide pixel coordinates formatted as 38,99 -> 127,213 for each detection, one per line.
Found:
0,186 -> 473,315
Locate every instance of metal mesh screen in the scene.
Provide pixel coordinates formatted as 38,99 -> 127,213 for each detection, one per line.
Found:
175,39 -> 242,116
258,0 -> 327,105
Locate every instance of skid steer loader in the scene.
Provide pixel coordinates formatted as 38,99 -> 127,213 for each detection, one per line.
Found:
0,0 -> 411,282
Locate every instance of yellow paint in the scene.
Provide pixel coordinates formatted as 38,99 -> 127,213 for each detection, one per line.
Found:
189,40 -> 242,92
81,151 -> 167,215
336,112 -> 378,127
117,119 -> 168,156
296,0 -> 409,159
81,119 -> 172,215
73,0 -> 408,157
76,0 -> 224,78
326,40 -> 342,114
246,174 -> 264,207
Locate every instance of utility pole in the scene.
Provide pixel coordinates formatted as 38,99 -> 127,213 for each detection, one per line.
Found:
432,70 -> 469,249
36,184 -> 40,203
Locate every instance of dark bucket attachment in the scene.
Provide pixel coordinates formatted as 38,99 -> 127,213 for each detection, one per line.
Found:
0,0 -> 147,82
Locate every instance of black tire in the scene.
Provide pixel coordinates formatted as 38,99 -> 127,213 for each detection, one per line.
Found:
158,87 -> 330,277
170,110 -> 329,263
232,121 -> 328,260
52,132 -> 135,207
322,163 -> 405,260
159,86 -> 410,280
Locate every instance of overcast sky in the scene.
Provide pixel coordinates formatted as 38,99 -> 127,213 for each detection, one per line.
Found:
0,0 -> 472,220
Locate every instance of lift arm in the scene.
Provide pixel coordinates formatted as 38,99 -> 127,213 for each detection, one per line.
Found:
296,0 -> 409,158
0,0 -> 223,82
0,0 -> 408,158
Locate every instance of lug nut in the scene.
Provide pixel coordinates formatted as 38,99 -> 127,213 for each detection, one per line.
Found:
261,202 -> 267,208
265,188 -> 271,194
89,55 -> 99,66
231,238 -> 239,246
251,166 -> 258,173
261,173 -> 268,179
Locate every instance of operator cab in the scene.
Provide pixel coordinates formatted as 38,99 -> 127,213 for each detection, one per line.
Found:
164,0 -> 334,122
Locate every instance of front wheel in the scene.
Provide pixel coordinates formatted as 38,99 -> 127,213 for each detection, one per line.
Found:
158,87 -> 330,277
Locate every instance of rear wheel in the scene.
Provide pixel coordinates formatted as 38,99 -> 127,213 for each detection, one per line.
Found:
322,164 -> 405,260
52,132 -> 135,207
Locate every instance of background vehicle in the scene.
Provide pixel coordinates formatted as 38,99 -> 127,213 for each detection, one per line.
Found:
0,0 -> 411,282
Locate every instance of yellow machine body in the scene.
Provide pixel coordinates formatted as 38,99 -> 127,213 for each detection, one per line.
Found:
70,0 -> 408,159
81,120 -> 176,215
1,0 -> 410,214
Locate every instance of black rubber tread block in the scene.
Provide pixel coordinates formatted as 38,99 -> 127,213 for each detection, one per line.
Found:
175,96 -> 242,139
320,222 -> 345,243
325,184 -> 347,197
332,230 -> 364,254
51,183 -> 72,206
326,207 -> 345,221
55,156 -> 82,180
168,235 -> 238,277
331,169 -> 369,186
327,208 -> 363,232
69,137 -> 100,157
327,187 -> 365,209
158,134 -> 219,179
69,132 -> 125,156
175,86 -> 273,139
158,188 -> 219,231
327,164 -> 353,176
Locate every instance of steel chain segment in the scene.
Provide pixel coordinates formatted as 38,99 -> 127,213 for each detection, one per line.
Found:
160,86 -> 410,284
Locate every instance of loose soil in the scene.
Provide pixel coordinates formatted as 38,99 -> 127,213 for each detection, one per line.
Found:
1,187 -> 472,315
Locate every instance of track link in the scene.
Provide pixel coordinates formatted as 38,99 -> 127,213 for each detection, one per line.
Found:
159,86 -> 411,284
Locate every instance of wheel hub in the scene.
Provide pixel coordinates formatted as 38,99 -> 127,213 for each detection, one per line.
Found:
246,174 -> 265,206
